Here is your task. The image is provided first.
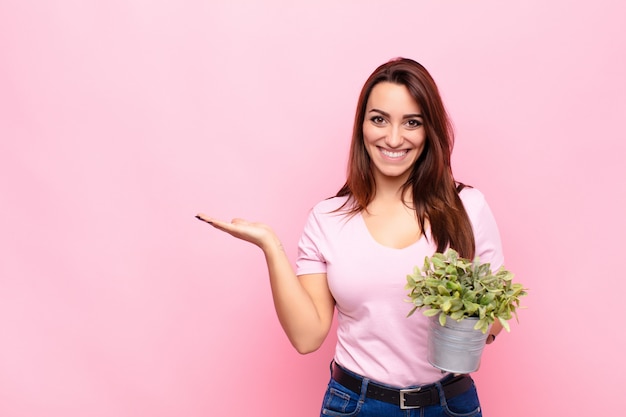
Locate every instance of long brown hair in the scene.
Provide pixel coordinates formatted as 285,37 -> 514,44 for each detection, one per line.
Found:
336,58 -> 475,258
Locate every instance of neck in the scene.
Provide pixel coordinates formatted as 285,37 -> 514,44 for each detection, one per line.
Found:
371,174 -> 413,205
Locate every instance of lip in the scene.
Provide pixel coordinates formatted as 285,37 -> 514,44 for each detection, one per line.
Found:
378,147 -> 410,160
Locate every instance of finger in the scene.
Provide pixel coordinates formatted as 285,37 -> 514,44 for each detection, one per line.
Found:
195,215 -> 233,231
203,217 -> 243,234
195,214 -> 215,224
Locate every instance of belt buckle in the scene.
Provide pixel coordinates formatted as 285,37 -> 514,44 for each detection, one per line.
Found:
399,387 -> 422,410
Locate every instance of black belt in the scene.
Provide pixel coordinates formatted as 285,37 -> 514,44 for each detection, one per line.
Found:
331,362 -> 472,410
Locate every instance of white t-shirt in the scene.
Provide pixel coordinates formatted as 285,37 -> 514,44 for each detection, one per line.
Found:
296,187 -> 504,387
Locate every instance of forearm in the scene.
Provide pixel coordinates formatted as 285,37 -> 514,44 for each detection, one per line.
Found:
262,240 -> 332,354
195,214 -> 332,353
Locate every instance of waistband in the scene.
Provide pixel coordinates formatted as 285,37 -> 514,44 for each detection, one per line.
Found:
331,361 -> 472,410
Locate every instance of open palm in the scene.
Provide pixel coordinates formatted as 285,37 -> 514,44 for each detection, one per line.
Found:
196,214 -> 277,250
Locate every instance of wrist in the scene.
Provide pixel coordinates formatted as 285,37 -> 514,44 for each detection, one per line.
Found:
260,234 -> 284,254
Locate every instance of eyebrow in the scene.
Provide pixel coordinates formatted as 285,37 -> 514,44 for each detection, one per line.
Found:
369,108 -> 423,119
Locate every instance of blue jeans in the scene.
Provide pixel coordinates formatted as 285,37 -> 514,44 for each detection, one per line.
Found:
320,365 -> 482,417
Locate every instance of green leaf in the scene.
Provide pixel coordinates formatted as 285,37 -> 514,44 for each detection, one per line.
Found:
479,292 -> 495,305
406,251 -> 527,333
424,308 -> 441,317
449,298 -> 463,311
432,256 -> 445,269
437,285 -> 450,296
498,316 -> 511,332
462,300 -> 479,315
445,265 -> 457,276
450,311 -> 465,320
438,312 -> 447,326
474,318 -> 489,334
426,278 -> 442,287
423,295 -> 438,305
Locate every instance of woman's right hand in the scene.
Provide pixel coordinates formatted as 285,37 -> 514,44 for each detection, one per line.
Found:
196,213 -> 334,353
195,214 -> 280,251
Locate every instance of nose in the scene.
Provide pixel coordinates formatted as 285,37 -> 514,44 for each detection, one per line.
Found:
385,126 -> 403,148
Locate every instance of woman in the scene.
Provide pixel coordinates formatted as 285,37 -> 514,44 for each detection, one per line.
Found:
197,58 -> 504,417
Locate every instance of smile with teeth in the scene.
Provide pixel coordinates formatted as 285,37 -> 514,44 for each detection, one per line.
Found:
379,148 -> 409,158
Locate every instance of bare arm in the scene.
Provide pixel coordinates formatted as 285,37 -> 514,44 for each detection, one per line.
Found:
196,214 -> 335,354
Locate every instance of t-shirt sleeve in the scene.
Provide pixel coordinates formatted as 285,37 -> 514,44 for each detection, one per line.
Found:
463,189 -> 505,271
295,208 -> 327,276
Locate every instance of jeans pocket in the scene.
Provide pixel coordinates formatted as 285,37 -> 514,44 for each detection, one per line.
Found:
321,379 -> 361,417
442,381 -> 482,417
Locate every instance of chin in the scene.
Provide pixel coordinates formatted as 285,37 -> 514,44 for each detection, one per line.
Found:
379,168 -> 412,180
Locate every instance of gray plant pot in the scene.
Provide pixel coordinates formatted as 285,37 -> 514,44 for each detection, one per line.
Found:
427,316 -> 489,373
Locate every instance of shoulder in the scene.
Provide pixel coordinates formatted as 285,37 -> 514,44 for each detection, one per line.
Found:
458,186 -> 487,210
302,195 -> 354,233
459,187 -> 504,268
458,186 -> 492,224
310,195 -> 352,216
298,195 -> 354,248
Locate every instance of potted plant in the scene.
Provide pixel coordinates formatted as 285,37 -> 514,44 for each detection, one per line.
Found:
405,249 -> 527,373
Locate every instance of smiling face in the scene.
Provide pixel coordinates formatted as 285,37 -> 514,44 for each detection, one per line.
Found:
362,81 -> 427,184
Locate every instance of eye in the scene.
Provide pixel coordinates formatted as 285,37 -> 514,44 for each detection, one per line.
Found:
406,119 -> 423,128
369,115 -> 386,125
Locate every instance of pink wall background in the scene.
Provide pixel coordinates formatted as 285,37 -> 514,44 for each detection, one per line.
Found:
1,1 -> 624,416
